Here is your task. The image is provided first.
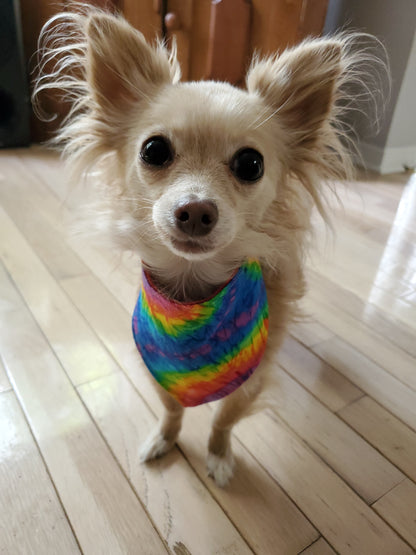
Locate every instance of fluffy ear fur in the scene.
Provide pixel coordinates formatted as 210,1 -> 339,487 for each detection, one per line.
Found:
85,13 -> 180,112
33,9 -> 180,173
246,39 -> 359,220
247,40 -> 343,160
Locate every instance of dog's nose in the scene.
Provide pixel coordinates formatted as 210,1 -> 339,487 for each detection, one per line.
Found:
174,200 -> 218,237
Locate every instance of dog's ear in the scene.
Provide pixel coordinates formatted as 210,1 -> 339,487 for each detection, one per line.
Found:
85,13 -> 179,112
247,40 -> 343,155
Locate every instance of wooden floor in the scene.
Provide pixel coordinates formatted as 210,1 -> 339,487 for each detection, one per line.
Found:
1,147 -> 415,555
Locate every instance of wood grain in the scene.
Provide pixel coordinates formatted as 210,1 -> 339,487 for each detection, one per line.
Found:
123,0 -> 161,42
0,356 -> 11,394
278,335 -> 363,412
0,392 -> 80,554
307,269 -> 416,358
0,153 -> 89,281
268,369 -> 403,504
301,537 -> 337,555
289,318 -> 335,348
306,272 -> 416,389
205,0 -> 251,84
0,206 -> 120,386
313,337 -> 416,431
235,413 -> 413,554
296,0 -> 329,41
373,479 -> 416,549
339,396 -> 416,483
165,0 -> 194,80
0,263 -> 166,554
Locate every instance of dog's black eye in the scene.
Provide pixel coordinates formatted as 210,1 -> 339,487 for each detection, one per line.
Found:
230,148 -> 264,183
140,136 -> 173,167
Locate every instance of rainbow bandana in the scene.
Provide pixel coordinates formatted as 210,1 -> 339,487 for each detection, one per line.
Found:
132,259 -> 269,407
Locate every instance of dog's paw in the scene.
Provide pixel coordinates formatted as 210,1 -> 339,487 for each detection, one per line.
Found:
139,431 -> 176,463
206,451 -> 235,487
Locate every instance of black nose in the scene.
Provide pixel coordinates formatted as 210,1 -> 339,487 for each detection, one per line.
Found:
174,200 -> 219,237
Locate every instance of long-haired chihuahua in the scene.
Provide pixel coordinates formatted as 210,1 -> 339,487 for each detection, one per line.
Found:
34,6 -> 384,486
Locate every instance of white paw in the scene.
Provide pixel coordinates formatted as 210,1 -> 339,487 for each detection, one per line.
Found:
206,451 -> 235,487
139,431 -> 176,463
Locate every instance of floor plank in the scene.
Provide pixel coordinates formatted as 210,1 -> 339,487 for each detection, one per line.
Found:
0,152 -> 88,281
0,150 -> 139,307
279,335 -> 363,412
373,479 -> 416,549
310,174 -> 416,330
0,356 -> 11,393
308,256 -> 416,335
305,275 -> 416,389
313,336 -> 416,431
0,206 -> 120,386
300,537 -> 337,555
0,266 -> 166,554
307,269 -> 416,358
235,413 -> 413,554
268,368 -> 404,504
18,147 -> 78,206
338,396 -> 416,483
289,318 -> 335,348
0,392 -> 80,554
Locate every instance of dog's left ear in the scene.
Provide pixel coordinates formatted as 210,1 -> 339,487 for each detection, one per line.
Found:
246,40 -> 343,155
85,13 -> 180,113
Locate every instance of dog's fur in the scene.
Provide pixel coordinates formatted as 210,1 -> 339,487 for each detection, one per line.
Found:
34,7 -> 383,486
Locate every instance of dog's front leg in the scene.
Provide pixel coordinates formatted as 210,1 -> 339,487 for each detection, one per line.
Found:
207,289 -> 291,487
140,381 -> 184,462
207,372 -> 263,487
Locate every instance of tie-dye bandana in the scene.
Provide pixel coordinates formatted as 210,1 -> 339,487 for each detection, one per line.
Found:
132,259 -> 269,407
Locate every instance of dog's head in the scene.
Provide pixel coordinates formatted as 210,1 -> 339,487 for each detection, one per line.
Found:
131,80 -> 283,262
36,11 -> 370,292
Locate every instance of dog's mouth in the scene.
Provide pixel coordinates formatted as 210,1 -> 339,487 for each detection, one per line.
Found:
170,236 -> 212,255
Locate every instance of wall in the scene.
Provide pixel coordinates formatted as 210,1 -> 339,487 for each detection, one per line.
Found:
324,0 -> 416,173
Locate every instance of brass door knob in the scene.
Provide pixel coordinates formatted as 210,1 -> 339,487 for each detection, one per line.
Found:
164,12 -> 181,31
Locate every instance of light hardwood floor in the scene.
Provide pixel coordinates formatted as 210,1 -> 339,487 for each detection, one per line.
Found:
0,147 -> 415,554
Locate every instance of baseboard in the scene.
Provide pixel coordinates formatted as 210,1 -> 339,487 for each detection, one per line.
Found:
379,144 -> 416,173
356,142 -> 416,174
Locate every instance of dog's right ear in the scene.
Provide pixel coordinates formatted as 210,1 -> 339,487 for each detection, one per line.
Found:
85,13 -> 180,113
246,40 -> 343,159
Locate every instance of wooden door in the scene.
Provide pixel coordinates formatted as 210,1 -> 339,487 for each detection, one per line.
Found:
250,0 -> 330,55
187,0 -> 329,83
122,0 -> 162,42
22,0 -> 329,141
22,0 -> 162,142
20,0 -> 66,142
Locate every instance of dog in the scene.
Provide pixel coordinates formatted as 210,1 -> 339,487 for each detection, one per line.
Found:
34,7 -> 379,486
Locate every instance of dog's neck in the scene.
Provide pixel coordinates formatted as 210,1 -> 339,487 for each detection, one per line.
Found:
142,256 -> 240,303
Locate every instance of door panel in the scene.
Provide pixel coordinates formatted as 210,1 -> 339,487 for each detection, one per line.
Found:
23,0 -> 329,141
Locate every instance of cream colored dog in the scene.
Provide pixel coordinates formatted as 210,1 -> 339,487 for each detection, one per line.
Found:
35,8 -> 377,486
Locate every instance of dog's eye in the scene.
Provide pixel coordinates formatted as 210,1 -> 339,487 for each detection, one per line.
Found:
140,136 -> 173,167
230,148 -> 264,183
